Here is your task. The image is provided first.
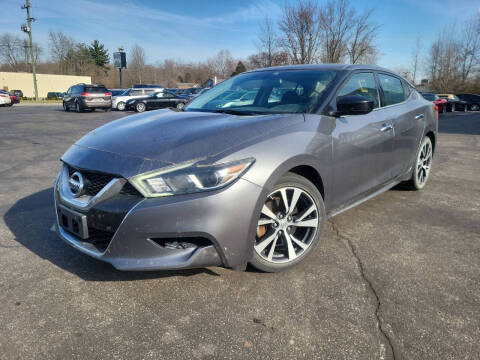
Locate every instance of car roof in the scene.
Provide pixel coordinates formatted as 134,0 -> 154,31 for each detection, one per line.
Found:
249,63 -> 394,73
246,63 -> 413,86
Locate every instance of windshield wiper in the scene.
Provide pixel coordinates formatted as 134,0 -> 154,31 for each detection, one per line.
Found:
211,109 -> 261,116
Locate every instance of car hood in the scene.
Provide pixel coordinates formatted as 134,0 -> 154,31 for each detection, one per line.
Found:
62,109 -> 303,177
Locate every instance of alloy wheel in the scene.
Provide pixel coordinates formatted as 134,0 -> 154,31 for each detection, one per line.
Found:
416,141 -> 432,185
136,103 -> 146,112
117,102 -> 125,111
471,104 -> 479,111
254,186 -> 319,264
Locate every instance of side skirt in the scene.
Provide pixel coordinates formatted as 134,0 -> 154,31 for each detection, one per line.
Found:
327,179 -> 401,218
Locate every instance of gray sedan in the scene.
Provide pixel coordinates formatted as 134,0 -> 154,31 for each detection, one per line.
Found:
54,64 -> 437,272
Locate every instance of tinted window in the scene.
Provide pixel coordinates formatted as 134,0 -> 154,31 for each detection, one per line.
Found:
85,86 -> 107,93
378,74 -> 405,106
130,90 -> 143,96
421,93 -> 436,101
337,72 -> 380,108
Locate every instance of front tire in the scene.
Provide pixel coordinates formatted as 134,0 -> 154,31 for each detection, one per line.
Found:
404,136 -> 433,190
135,102 -> 146,112
63,102 -> 69,112
250,173 -> 326,272
471,104 -> 479,111
176,102 -> 185,110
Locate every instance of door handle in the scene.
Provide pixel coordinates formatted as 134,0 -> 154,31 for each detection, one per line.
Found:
380,124 -> 393,132
415,114 -> 424,120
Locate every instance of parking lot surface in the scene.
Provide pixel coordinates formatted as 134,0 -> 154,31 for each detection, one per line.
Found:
0,105 -> 479,359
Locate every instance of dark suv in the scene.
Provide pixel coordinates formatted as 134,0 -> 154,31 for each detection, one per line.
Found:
456,94 -> 480,111
63,84 -> 112,112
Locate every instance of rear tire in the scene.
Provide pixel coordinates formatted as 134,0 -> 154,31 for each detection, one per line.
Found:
403,136 -> 433,190
471,104 -> 479,111
250,173 -> 326,272
75,101 -> 82,113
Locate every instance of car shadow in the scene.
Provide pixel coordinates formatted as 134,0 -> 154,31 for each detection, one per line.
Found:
3,188 -> 220,281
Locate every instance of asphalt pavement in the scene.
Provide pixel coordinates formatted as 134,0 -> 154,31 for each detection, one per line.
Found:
0,105 -> 478,359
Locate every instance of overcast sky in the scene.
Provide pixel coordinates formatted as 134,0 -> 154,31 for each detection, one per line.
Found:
1,0 -> 478,75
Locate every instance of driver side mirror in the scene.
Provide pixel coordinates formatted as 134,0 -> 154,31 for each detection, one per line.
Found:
331,95 -> 374,117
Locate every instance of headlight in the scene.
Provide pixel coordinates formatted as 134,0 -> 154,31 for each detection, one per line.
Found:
130,158 -> 255,197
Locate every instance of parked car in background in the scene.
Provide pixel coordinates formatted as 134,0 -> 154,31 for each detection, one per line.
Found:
125,91 -> 189,112
47,92 -> 64,100
112,87 -> 164,111
133,84 -> 164,89
109,89 -> 126,97
181,87 -> 203,99
11,90 -> 23,98
8,92 -> 20,105
63,84 -> 112,112
456,93 -> 480,111
420,92 -> 447,113
55,64 -> 437,272
189,87 -> 211,100
436,94 -> 468,112
0,91 -> 12,106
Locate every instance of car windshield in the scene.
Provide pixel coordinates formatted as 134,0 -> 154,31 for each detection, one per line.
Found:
186,70 -> 337,114
422,93 -> 436,101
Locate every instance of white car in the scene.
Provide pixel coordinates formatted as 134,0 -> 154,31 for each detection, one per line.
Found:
0,91 -> 12,106
112,88 -> 164,111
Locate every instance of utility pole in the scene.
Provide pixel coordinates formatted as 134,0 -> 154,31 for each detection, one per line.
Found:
21,0 -> 38,101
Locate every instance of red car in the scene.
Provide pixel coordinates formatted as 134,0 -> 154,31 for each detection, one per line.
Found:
420,92 -> 447,113
9,93 -> 20,105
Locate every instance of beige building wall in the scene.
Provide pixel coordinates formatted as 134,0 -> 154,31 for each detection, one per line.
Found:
0,72 -> 91,98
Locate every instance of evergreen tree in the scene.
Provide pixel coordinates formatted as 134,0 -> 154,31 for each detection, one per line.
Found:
88,40 -> 110,69
231,61 -> 247,76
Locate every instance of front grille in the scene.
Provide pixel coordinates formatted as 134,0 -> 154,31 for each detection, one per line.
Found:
66,164 -> 115,196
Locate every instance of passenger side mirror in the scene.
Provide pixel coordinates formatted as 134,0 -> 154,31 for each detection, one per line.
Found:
332,95 -> 374,117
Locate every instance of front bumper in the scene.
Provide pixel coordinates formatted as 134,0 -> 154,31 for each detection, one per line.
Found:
54,164 -> 263,271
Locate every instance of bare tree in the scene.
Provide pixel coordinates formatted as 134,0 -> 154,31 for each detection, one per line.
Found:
256,16 -> 280,67
320,0 -> 353,63
426,18 -> 480,92
278,0 -> 323,64
458,16 -> 480,84
411,35 -> 422,85
129,44 -> 146,84
48,31 -> 75,73
0,33 -> 42,72
207,50 -> 235,79
346,9 -> 379,64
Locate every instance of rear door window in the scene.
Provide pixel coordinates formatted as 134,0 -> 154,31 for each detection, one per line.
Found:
378,74 -> 406,106
337,72 -> 380,108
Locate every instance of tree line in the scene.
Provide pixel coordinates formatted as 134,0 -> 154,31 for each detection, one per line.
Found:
0,0 -> 478,93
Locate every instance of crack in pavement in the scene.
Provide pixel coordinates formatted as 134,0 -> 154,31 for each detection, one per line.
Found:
329,219 -> 398,360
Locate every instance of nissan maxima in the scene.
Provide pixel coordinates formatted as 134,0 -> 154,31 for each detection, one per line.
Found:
54,64 -> 437,272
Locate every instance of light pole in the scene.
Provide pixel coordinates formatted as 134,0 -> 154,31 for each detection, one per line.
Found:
21,0 -> 38,101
